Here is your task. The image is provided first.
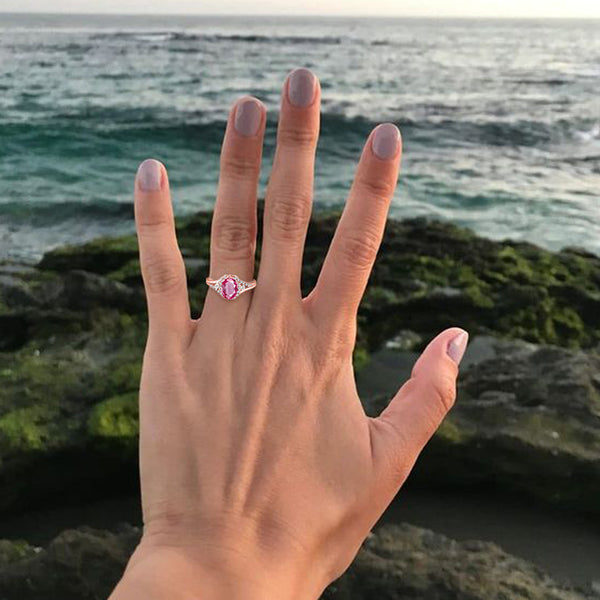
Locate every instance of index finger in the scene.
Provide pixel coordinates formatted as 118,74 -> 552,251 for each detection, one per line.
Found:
134,159 -> 191,341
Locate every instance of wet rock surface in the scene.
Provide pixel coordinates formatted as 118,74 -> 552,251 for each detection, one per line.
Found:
364,336 -> 600,514
0,211 -> 599,596
0,523 -> 595,600
1,211 -> 599,514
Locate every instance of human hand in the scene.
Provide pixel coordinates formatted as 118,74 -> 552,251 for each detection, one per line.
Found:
110,67 -> 468,600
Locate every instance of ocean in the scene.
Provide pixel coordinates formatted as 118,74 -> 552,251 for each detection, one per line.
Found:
0,13 -> 599,261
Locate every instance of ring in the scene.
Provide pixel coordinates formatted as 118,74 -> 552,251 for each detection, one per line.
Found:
206,274 -> 256,301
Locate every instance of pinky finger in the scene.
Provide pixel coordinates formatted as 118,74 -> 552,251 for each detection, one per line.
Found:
134,159 -> 191,341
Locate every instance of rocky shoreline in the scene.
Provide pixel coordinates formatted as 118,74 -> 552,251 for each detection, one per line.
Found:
0,522 -> 596,600
1,209 -> 599,598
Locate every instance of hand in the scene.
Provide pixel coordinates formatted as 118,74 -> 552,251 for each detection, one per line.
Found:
110,67 -> 468,600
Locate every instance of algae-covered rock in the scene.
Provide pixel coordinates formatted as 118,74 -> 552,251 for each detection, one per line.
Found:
364,336 -> 600,515
325,524 -> 597,600
36,212 -> 600,350
0,211 -> 599,514
0,525 -> 139,600
0,312 -> 146,511
0,523 -> 594,600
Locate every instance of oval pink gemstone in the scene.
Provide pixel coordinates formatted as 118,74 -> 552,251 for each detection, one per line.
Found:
222,277 -> 238,300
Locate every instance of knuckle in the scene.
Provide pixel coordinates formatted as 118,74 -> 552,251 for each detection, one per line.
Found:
315,322 -> 355,365
220,153 -> 260,182
278,125 -> 319,149
357,173 -> 395,200
339,228 -> 380,271
429,374 -> 457,414
372,418 -> 411,486
213,217 -> 255,259
143,256 -> 186,295
254,316 -> 290,367
137,219 -> 172,239
268,189 -> 312,241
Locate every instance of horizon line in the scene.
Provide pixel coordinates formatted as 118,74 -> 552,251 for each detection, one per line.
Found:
1,11 -> 600,20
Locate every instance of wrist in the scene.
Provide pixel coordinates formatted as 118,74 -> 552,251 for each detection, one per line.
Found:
111,545 -> 285,600
110,518 -> 329,600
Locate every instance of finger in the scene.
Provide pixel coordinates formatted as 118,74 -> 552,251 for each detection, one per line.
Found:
256,68 -> 320,302
369,328 -> 468,502
134,159 -> 190,339
307,123 -> 401,328
204,96 -> 266,311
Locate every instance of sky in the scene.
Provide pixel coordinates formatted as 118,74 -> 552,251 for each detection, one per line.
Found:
1,0 -> 600,18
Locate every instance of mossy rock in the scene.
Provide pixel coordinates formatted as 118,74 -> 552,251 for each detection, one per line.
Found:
364,336 -> 600,515
0,210 -> 600,515
88,392 -> 139,449
0,524 -> 591,600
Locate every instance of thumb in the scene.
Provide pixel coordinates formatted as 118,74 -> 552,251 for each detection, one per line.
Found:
369,327 -> 468,496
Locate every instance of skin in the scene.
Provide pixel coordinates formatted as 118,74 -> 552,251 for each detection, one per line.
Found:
110,68 -> 468,600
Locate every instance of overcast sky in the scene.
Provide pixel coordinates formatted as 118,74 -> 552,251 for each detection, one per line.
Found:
1,0 -> 600,18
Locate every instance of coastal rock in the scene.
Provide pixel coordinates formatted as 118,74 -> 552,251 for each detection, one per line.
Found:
324,524 -> 596,600
35,211 -> 600,349
0,526 -> 139,600
364,336 -> 600,514
0,212 -> 599,514
0,523 -> 593,600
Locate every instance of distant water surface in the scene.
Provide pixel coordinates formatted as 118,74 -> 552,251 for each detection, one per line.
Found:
0,14 -> 599,260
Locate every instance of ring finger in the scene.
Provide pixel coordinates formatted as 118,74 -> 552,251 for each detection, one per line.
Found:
203,95 -> 267,314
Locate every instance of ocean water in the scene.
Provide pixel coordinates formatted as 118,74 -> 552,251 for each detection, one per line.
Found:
0,13 -> 599,261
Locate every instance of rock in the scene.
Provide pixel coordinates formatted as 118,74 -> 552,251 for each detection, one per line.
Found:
0,275 -> 40,309
364,336 -> 600,514
0,524 -> 594,600
37,235 -> 140,274
0,526 -> 139,600
324,524 -> 596,600
56,270 -> 145,312
0,211 -> 599,514
34,211 -> 600,350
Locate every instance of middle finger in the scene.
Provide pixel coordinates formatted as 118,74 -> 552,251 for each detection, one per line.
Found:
255,68 -> 321,304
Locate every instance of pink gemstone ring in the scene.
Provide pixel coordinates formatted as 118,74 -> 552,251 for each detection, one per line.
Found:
206,274 -> 256,301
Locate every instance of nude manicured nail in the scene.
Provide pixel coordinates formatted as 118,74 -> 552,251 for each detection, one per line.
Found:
137,159 -> 162,191
372,123 -> 401,160
288,67 -> 316,107
234,97 -> 263,136
447,330 -> 469,365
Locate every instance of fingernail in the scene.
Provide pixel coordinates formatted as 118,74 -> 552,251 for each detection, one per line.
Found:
234,97 -> 263,136
447,330 -> 469,365
137,159 -> 162,191
372,123 -> 401,160
288,67 -> 316,108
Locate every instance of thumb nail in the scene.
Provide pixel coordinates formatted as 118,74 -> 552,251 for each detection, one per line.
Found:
447,330 -> 469,365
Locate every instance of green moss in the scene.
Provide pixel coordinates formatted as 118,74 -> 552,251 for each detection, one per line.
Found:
106,259 -> 142,284
352,346 -> 370,372
498,296 -> 585,347
434,418 -> 468,444
496,246 -> 536,282
88,392 -> 139,440
0,539 -> 35,563
0,406 -> 54,452
38,235 -> 140,274
0,350 -> 83,404
1,209 -> 600,515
